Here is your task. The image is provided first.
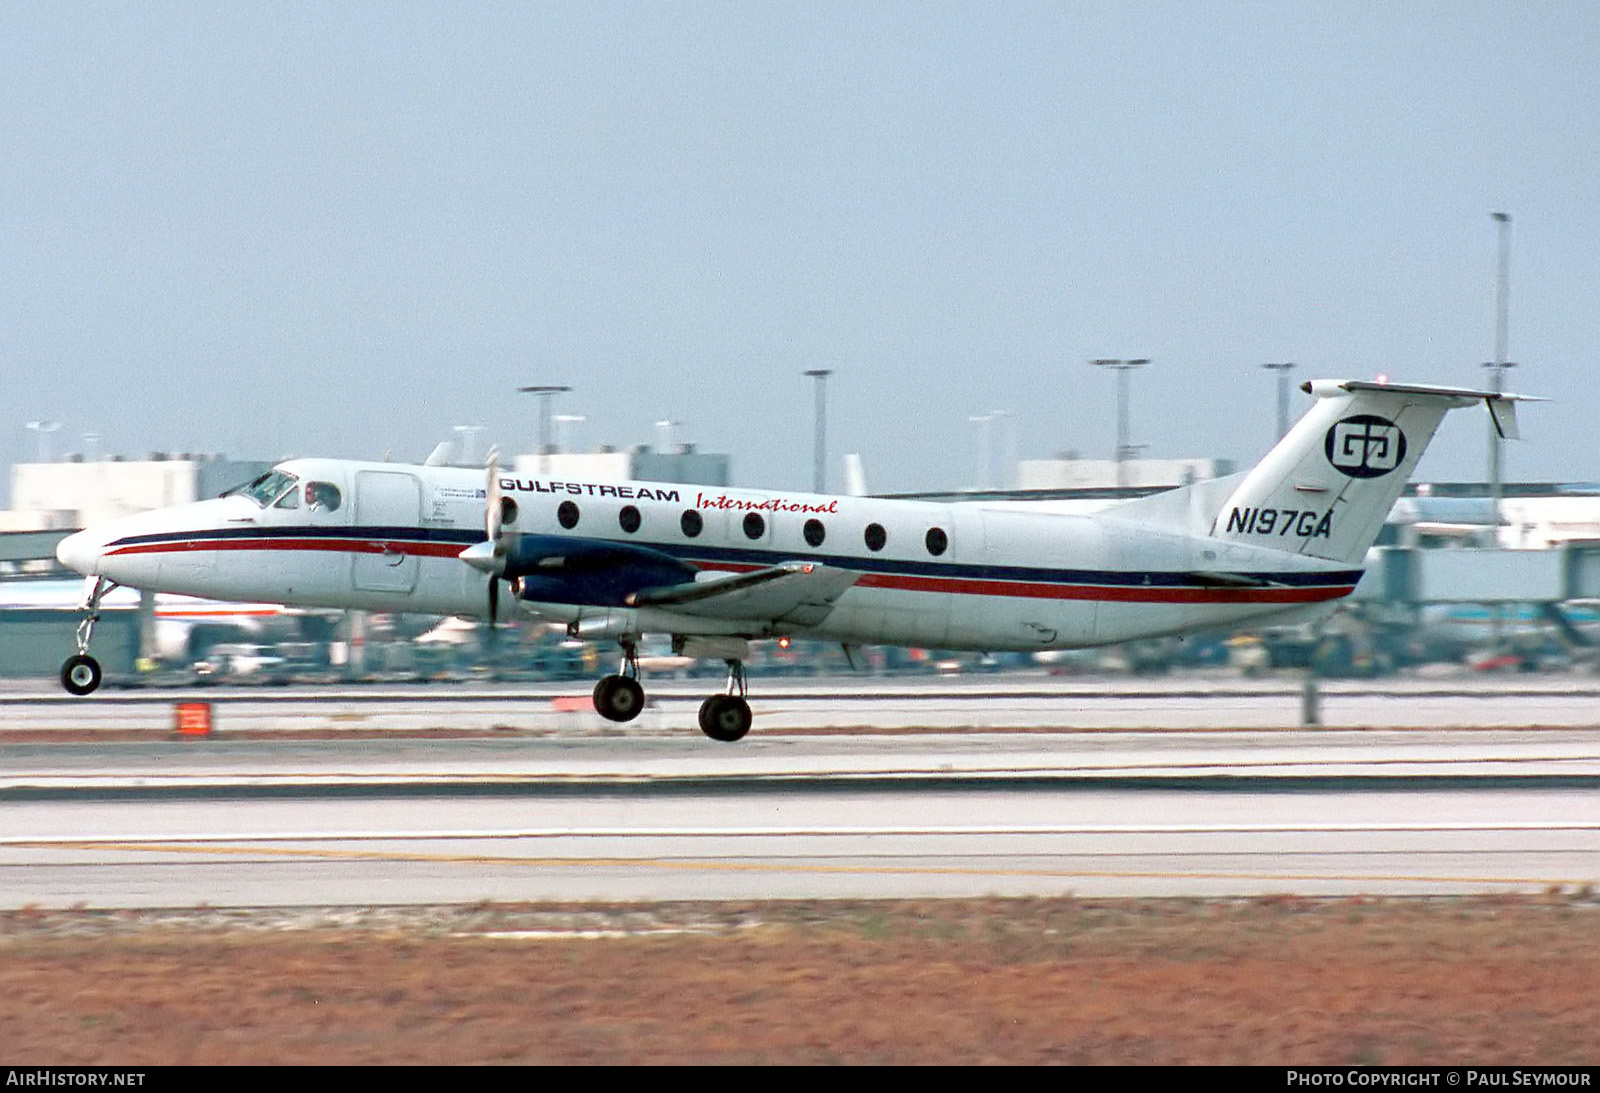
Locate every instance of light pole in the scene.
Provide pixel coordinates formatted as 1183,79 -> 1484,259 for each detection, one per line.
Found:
452,425 -> 484,466
1262,362 -> 1297,440
25,420 -> 60,463
1484,211 -> 1514,651
654,419 -> 680,453
967,411 -> 1013,490
1485,212 -> 1513,530
552,414 -> 585,454
803,369 -> 832,494
991,409 -> 1014,490
968,413 -> 993,490
1090,359 -> 1149,489
517,385 -> 572,475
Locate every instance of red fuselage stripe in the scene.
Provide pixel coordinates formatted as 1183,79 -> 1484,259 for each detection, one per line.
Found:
106,539 -> 1352,605
855,571 -> 1346,604
697,563 -> 1350,605
109,538 -> 467,560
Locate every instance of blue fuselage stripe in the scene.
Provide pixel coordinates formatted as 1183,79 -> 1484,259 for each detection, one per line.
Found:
106,525 -> 1362,592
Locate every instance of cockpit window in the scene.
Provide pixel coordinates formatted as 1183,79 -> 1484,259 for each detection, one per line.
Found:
305,482 -> 342,512
226,470 -> 300,508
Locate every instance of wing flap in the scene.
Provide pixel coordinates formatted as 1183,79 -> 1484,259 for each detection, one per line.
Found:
627,562 -> 860,627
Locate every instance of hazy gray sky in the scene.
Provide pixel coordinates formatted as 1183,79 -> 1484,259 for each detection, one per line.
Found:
2,2 -> 1595,497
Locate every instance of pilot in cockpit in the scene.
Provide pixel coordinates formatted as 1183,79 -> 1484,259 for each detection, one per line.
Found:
305,482 -> 342,513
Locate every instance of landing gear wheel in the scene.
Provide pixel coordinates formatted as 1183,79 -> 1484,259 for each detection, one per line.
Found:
593,674 -> 645,723
698,694 -> 752,742
61,654 -> 103,696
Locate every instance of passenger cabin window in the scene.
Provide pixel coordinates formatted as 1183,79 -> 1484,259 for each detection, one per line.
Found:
619,505 -> 641,534
558,501 -> 580,529
743,513 -> 765,539
925,527 -> 948,556
803,519 -> 826,547
306,482 -> 342,513
864,523 -> 887,552
680,510 -> 703,538
499,496 -> 518,526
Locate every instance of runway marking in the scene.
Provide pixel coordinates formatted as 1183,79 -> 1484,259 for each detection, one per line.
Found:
15,832 -> 1600,896
6,819 -> 1600,845
10,838 -> 1596,891
9,748 -> 1600,788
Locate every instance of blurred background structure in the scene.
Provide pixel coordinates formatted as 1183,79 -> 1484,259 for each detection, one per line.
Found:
6,374 -> 1599,686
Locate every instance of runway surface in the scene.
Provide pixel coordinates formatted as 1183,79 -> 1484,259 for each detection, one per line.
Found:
8,672 -> 1600,733
3,777 -> 1595,905
3,673 -> 1599,905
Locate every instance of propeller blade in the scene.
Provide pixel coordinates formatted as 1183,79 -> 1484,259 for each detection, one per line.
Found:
488,574 -> 500,625
485,446 -> 502,543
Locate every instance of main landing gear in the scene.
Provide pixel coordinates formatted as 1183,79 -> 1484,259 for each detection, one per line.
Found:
592,640 -> 646,723
698,660 -> 752,743
60,577 -> 112,696
587,639 -> 754,742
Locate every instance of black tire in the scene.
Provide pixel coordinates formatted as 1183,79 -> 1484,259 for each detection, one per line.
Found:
698,695 -> 752,742
593,674 -> 645,723
61,654 -> 102,696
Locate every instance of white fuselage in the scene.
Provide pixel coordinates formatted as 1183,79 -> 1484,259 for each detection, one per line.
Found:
57,457 -> 1362,653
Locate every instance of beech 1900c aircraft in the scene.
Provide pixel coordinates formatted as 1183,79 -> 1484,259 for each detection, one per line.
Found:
54,379 -> 1532,741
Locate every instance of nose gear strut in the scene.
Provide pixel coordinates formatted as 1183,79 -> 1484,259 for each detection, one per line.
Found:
60,577 -> 114,696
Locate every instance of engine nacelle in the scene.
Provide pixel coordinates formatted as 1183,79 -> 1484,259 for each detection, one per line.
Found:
508,534 -> 697,607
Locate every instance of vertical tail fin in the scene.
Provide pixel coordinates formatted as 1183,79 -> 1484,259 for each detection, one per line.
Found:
1212,380 -> 1536,565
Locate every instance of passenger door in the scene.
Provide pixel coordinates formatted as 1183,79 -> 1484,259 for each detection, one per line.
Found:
352,470 -> 422,593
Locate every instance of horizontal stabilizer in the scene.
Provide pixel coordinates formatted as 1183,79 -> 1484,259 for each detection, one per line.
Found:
1314,378 -> 1541,401
1308,379 -> 1542,440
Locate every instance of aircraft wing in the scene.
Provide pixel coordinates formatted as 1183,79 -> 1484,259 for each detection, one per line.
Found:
626,562 -> 860,627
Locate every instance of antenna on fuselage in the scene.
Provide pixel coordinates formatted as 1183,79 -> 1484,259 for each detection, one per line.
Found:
518,385 -> 573,476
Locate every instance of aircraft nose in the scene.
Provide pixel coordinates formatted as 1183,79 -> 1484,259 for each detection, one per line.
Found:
55,528 -> 106,576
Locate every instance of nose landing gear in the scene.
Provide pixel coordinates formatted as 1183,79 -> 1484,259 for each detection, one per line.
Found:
60,577 -> 113,696
61,654 -> 102,696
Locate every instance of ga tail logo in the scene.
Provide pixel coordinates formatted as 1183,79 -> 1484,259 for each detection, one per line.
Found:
1325,414 -> 1406,478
